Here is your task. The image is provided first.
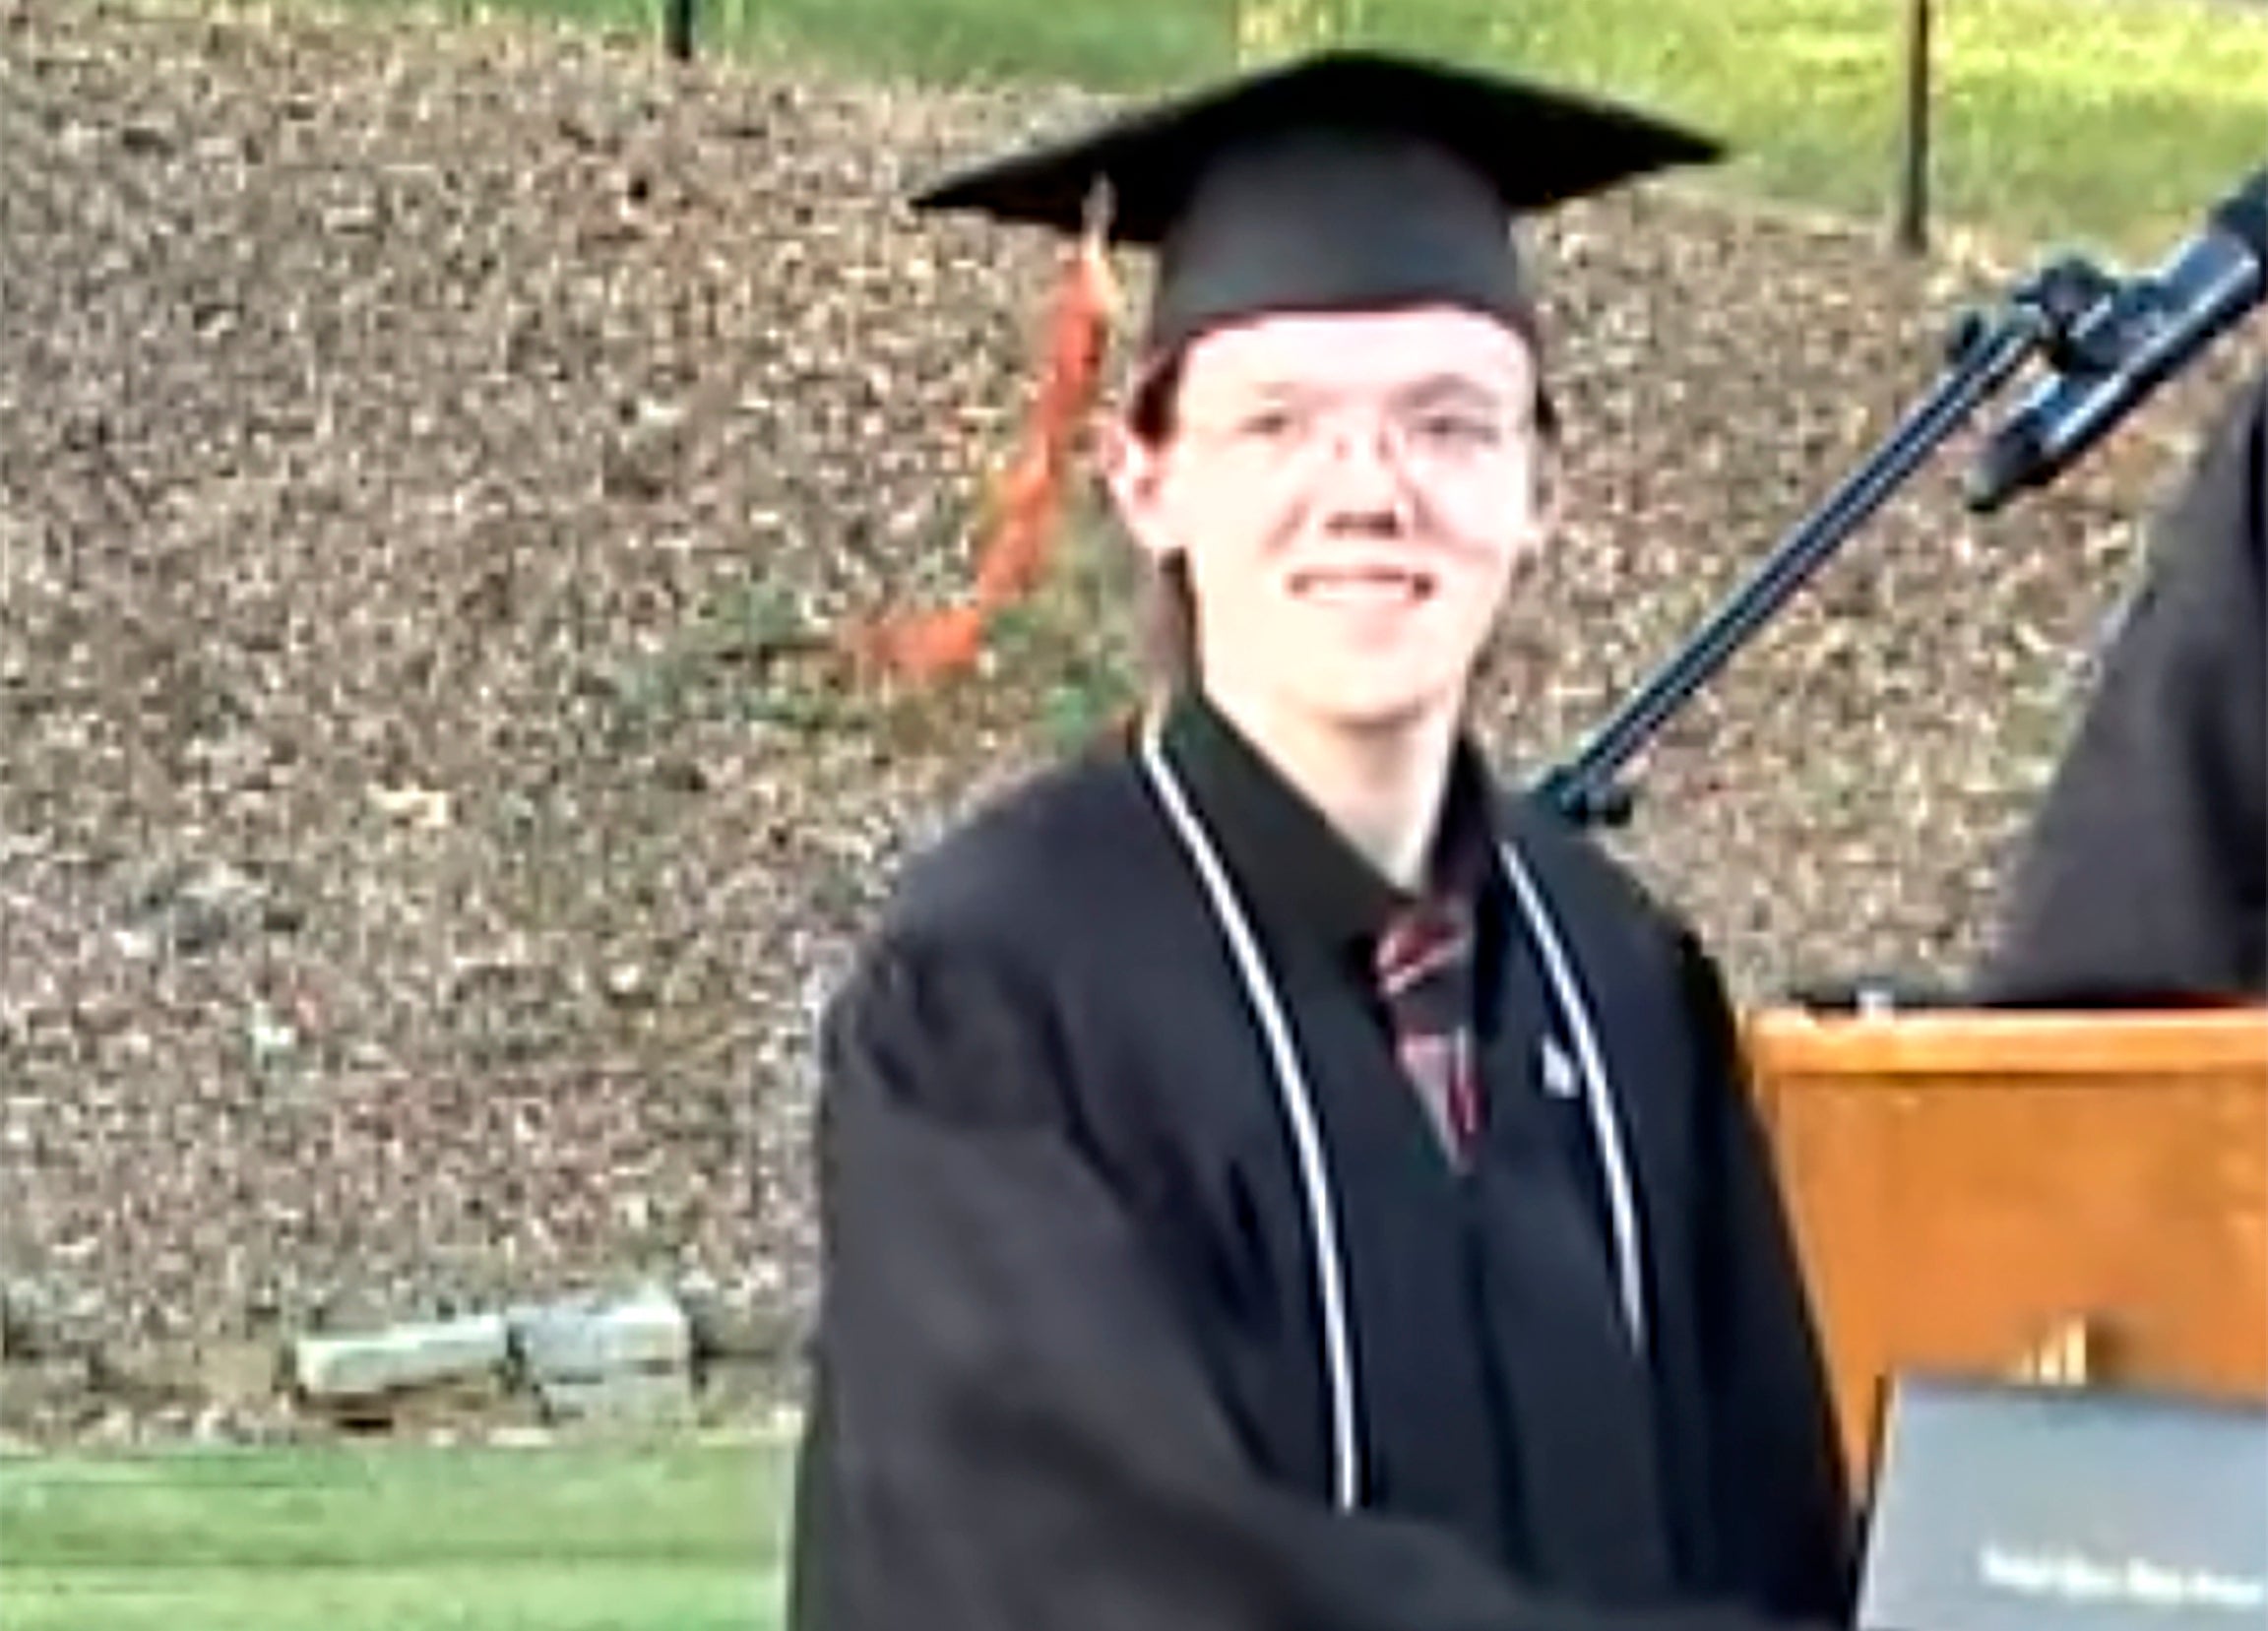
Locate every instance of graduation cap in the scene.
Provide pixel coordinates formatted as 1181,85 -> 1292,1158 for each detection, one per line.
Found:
915,47 -> 1726,359
841,49 -> 1724,682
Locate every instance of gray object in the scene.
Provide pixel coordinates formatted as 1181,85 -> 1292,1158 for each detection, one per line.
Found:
508,1285 -> 689,1377
293,1313 -> 509,1400
507,1285 -> 692,1424
1859,1374 -> 2268,1631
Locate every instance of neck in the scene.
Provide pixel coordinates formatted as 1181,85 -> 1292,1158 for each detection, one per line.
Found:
1205,684 -> 1460,892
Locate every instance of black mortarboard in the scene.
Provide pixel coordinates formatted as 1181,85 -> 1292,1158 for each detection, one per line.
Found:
913,48 -> 1725,359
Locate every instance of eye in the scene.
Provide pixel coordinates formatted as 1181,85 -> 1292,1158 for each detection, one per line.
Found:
1407,408 -> 1506,454
1235,405 -> 1305,443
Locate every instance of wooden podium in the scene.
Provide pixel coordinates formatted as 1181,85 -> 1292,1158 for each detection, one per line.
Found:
1741,1006 -> 2268,1484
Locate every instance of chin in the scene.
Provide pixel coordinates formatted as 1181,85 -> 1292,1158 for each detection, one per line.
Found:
1294,676 -> 1461,736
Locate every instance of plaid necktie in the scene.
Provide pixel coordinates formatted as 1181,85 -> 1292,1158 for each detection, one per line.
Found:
1373,897 -> 1482,1161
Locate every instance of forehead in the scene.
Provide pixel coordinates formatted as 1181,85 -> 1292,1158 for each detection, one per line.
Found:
1173,306 -> 1537,400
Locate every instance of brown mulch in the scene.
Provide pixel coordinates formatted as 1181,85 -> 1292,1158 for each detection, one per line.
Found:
2,0 -> 2258,1393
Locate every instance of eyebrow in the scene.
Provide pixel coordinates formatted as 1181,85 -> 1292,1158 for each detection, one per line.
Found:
1220,373 -> 1519,407
1391,374 -> 1520,407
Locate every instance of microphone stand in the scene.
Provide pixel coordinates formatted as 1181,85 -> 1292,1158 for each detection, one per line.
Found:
1533,255 -> 2135,829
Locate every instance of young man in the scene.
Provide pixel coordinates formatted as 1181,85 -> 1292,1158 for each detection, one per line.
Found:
791,50 -> 1856,1631
1978,365 -> 2267,1007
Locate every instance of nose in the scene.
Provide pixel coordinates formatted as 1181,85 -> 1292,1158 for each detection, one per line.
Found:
1314,420 -> 1411,533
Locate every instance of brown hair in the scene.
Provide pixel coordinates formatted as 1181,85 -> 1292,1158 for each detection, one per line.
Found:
1119,349 -> 1202,690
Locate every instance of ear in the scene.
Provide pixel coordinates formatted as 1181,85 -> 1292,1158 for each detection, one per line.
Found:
1098,414 -> 1179,564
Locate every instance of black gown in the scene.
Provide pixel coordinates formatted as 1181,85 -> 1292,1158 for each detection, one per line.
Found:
1978,368 -> 2267,1006
789,692 -> 1855,1631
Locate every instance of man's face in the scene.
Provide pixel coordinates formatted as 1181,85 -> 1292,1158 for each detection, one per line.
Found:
1106,306 -> 1550,733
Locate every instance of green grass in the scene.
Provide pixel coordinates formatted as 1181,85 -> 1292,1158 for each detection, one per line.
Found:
380,0 -> 2268,256
0,1437 -> 794,1630
1463,0 -> 2266,253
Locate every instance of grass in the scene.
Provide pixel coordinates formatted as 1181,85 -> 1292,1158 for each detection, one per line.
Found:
0,1436 -> 795,1631
364,0 -> 2268,256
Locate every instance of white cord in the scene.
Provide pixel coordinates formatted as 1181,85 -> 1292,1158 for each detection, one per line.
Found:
1137,720 -> 1364,1513
1497,840 -> 1649,1350
1135,718 -> 1656,1504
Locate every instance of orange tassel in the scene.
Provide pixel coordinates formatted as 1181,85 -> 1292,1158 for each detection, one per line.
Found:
842,191 -> 1118,684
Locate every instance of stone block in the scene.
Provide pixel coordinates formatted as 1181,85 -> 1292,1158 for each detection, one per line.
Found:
293,1314 -> 509,1401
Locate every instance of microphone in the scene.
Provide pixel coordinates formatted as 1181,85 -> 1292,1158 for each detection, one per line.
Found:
1969,167 -> 2267,514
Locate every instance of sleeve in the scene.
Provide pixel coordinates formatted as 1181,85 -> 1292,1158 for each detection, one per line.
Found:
1977,374 -> 2268,1005
1679,934 -> 1860,1626
788,932 -> 1846,1631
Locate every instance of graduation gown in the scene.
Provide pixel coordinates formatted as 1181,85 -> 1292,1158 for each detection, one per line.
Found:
1979,369 -> 2268,1006
789,694 -> 1855,1631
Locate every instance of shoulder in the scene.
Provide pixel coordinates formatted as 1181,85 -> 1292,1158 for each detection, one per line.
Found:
2075,369 -> 2268,705
2146,367 -> 2266,603
880,749 -> 1159,956
1498,791 -> 1696,948
820,752 -> 1169,1122
2219,365 -> 2268,476
1497,787 -> 1735,1018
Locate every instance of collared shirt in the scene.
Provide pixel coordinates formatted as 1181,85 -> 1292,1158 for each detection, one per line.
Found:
1156,687 -> 1505,1029
1155,684 -> 1625,1209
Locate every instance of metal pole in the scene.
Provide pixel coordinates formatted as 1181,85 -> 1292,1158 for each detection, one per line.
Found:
1533,308 -> 2050,827
663,0 -> 696,61
1894,0 -> 1933,255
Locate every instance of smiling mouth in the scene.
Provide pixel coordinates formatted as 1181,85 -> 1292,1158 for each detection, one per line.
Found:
1288,566 -> 1437,605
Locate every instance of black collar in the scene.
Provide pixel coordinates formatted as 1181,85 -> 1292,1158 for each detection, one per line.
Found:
1155,688 -> 1503,972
